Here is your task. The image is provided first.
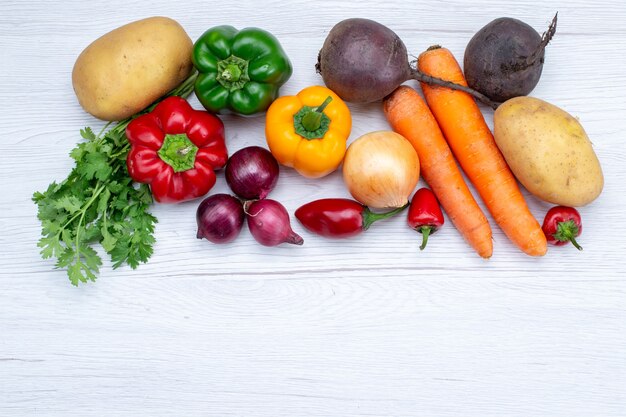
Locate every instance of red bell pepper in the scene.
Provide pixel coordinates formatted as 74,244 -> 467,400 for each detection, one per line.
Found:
542,206 -> 583,250
407,188 -> 444,250
295,198 -> 407,238
126,97 -> 228,203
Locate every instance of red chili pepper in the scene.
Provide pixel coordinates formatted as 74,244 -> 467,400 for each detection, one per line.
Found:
125,97 -> 228,203
295,198 -> 408,238
407,188 -> 444,250
542,206 -> 583,250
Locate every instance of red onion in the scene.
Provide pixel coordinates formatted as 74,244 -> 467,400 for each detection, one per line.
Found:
245,199 -> 304,247
225,146 -> 279,200
196,194 -> 245,244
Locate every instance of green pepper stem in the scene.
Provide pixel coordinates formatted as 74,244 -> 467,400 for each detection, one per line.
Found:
418,226 -> 432,250
362,203 -> 409,231
301,96 -> 333,132
221,64 -> 242,82
216,55 -> 250,91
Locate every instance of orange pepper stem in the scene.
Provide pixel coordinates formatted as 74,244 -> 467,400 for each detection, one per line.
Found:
301,96 -> 333,131
293,96 -> 333,140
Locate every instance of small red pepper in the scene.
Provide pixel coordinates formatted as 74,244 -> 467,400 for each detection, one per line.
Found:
407,188 -> 444,250
126,97 -> 228,203
295,198 -> 408,238
542,206 -> 583,250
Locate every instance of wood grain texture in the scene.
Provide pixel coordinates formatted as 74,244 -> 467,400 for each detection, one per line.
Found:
1,0 -> 625,416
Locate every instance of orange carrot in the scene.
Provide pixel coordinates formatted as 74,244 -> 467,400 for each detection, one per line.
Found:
384,86 -> 493,258
417,46 -> 546,256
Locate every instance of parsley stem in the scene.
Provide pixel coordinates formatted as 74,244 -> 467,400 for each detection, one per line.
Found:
58,182 -> 106,234
109,143 -> 130,159
97,122 -> 113,141
72,182 -> 106,269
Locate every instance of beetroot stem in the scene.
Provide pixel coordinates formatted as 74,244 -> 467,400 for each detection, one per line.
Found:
526,12 -> 558,67
409,67 -> 500,110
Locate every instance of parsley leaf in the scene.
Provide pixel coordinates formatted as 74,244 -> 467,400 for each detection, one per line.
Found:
33,120 -> 155,285
33,71 -> 198,285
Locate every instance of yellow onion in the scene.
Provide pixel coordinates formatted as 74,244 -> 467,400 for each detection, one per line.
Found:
343,131 -> 420,208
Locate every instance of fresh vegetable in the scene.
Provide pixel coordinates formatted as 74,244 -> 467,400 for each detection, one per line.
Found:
418,46 -> 547,256
494,96 -> 604,207
265,86 -> 351,178
245,199 -> 303,247
542,206 -> 583,251
72,17 -> 194,121
225,146 -> 279,200
343,131 -> 419,209
316,18 -> 498,108
407,188 -> 444,251
192,25 -> 292,115
384,86 -> 493,258
196,194 -> 245,244
33,73 -> 197,285
126,96 -> 228,203
295,199 -> 407,239
464,14 -> 557,102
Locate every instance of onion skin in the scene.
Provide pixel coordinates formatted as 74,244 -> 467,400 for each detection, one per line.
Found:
342,131 -> 420,209
246,199 -> 304,247
225,146 -> 279,200
196,194 -> 245,244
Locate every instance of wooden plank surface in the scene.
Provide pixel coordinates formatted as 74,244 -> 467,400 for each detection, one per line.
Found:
1,0 -> 625,415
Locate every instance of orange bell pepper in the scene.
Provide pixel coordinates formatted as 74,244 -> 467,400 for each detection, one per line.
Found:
265,86 -> 351,178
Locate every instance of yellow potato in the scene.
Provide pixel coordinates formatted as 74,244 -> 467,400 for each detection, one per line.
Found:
494,96 -> 603,206
72,17 -> 193,121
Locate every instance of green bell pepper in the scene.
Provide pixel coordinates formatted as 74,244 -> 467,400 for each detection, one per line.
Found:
192,25 -> 293,116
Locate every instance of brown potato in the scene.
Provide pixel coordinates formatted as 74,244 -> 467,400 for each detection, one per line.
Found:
494,96 -> 603,206
72,17 -> 193,121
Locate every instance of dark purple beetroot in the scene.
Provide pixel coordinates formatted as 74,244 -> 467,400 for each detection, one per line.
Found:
316,18 -> 411,103
464,14 -> 557,102
316,18 -> 501,108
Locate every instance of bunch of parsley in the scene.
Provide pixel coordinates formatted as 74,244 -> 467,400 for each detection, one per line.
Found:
33,73 -> 197,285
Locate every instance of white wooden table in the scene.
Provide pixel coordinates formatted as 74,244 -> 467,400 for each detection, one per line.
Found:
1,0 -> 625,415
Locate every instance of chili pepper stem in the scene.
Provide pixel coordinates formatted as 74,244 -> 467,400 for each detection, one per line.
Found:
569,236 -> 583,251
418,226 -> 432,250
553,219 -> 583,251
362,203 -> 409,231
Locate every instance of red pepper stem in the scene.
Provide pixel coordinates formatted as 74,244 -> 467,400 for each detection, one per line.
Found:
362,203 -> 409,231
158,134 -> 199,173
418,226 -> 432,250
